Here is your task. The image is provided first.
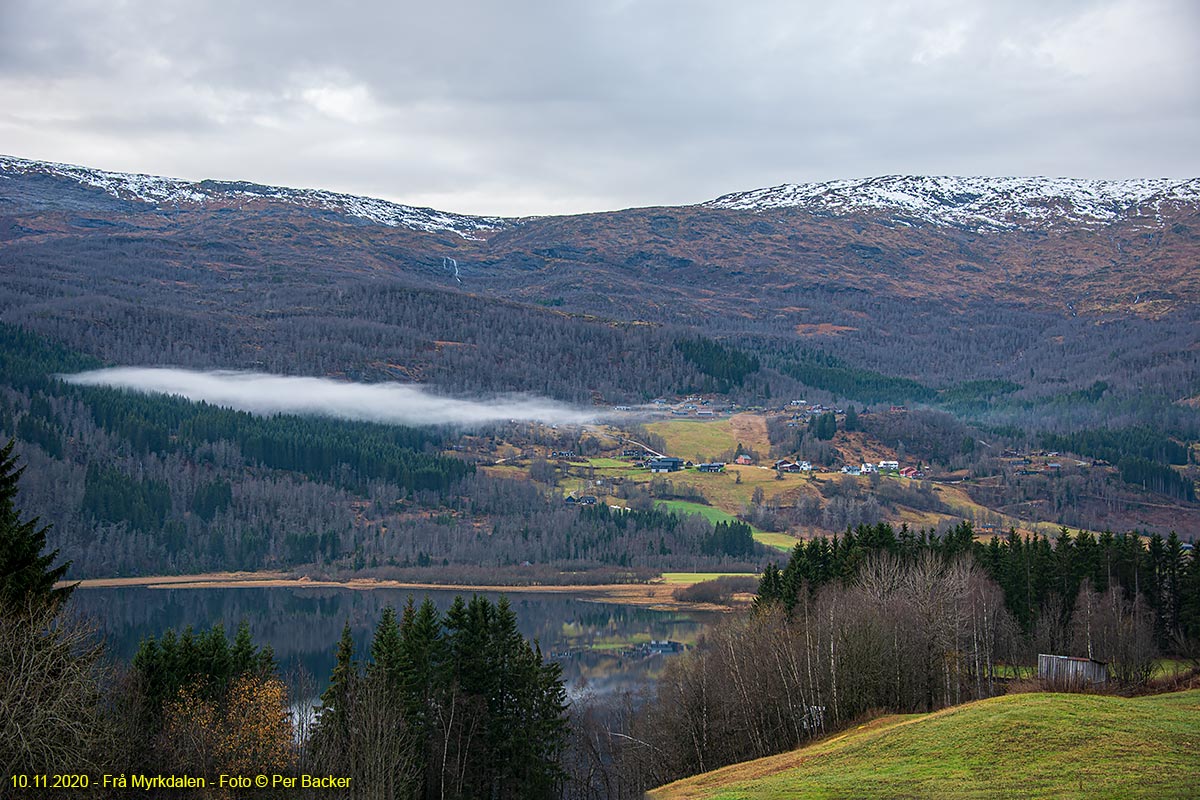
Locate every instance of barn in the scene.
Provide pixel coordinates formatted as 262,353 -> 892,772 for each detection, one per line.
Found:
1037,654 -> 1108,688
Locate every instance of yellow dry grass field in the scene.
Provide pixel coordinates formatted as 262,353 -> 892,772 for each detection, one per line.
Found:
645,418 -> 739,462
66,572 -> 745,613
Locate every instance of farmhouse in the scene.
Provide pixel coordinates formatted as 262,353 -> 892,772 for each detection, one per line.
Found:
797,460 -> 812,471
899,466 -> 919,478
697,462 -> 725,473
860,462 -> 878,474
777,462 -> 802,473
648,457 -> 685,473
879,460 -> 900,471
735,454 -> 754,465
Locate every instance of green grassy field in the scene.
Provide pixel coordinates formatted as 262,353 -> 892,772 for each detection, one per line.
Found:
660,572 -> 760,585
655,499 -> 798,552
650,690 -> 1200,799
584,457 -> 636,469
657,499 -> 739,524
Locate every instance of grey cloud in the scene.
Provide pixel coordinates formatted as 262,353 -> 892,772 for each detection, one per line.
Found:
64,368 -> 600,427
1,0 -> 1197,215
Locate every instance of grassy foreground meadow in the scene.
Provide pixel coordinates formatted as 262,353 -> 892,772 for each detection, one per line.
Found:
649,690 -> 1200,799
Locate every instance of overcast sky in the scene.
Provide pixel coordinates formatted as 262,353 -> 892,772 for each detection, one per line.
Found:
1,0 -> 1197,216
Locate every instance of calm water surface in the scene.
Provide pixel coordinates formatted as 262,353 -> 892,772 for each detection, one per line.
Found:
70,586 -> 715,701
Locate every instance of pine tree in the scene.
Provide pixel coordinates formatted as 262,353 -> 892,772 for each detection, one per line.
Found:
0,439 -> 74,610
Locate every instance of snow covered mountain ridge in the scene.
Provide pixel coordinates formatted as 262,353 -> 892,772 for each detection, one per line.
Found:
0,155 -> 514,240
704,175 -> 1200,231
4,155 -> 1198,235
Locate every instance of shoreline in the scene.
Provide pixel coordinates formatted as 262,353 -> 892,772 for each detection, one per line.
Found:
64,571 -> 746,614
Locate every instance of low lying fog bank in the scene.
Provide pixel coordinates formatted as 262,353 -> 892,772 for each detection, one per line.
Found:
63,367 -> 600,427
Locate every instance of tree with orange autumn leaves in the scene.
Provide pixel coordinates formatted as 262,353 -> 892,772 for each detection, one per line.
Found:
159,674 -> 294,790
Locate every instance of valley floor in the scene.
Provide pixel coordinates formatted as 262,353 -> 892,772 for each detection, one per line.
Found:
64,571 -> 751,613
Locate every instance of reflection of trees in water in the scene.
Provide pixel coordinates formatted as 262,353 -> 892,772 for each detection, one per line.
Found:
69,587 -> 712,697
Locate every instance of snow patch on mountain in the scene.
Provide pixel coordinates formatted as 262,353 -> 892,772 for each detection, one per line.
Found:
704,176 -> 1200,231
0,155 -> 513,240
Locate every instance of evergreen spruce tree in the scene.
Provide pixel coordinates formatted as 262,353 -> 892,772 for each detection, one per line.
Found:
197,624 -> 232,691
320,622 -> 358,735
0,439 -> 74,610
1179,541 -> 1200,656
399,597 -> 442,748
754,563 -> 783,610
230,621 -> 257,674
369,605 -> 402,698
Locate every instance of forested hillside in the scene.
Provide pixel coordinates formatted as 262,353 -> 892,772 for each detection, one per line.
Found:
0,158 -> 1197,580
3,158 -> 1198,420
0,324 -> 772,577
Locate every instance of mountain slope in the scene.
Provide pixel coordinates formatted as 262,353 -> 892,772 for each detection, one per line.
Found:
705,175 -> 1200,231
1,155 -> 1198,410
649,690 -> 1200,799
0,154 -> 513,240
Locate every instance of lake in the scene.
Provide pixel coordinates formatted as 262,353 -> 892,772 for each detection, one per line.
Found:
69,585 -> 716,703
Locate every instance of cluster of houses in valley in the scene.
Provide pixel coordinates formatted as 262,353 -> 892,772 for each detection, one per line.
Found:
558,437 -> 930,506
783,399 -> 842,427
841,460 -> 922,478
639,453 -> 923,479
637,396 -> 734,418
999,448 -> 1097,476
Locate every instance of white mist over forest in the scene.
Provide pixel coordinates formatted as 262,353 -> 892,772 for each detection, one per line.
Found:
63,367 -> 600,427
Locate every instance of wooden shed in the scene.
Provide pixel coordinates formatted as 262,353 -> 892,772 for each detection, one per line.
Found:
1038,654 -> 1108,688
